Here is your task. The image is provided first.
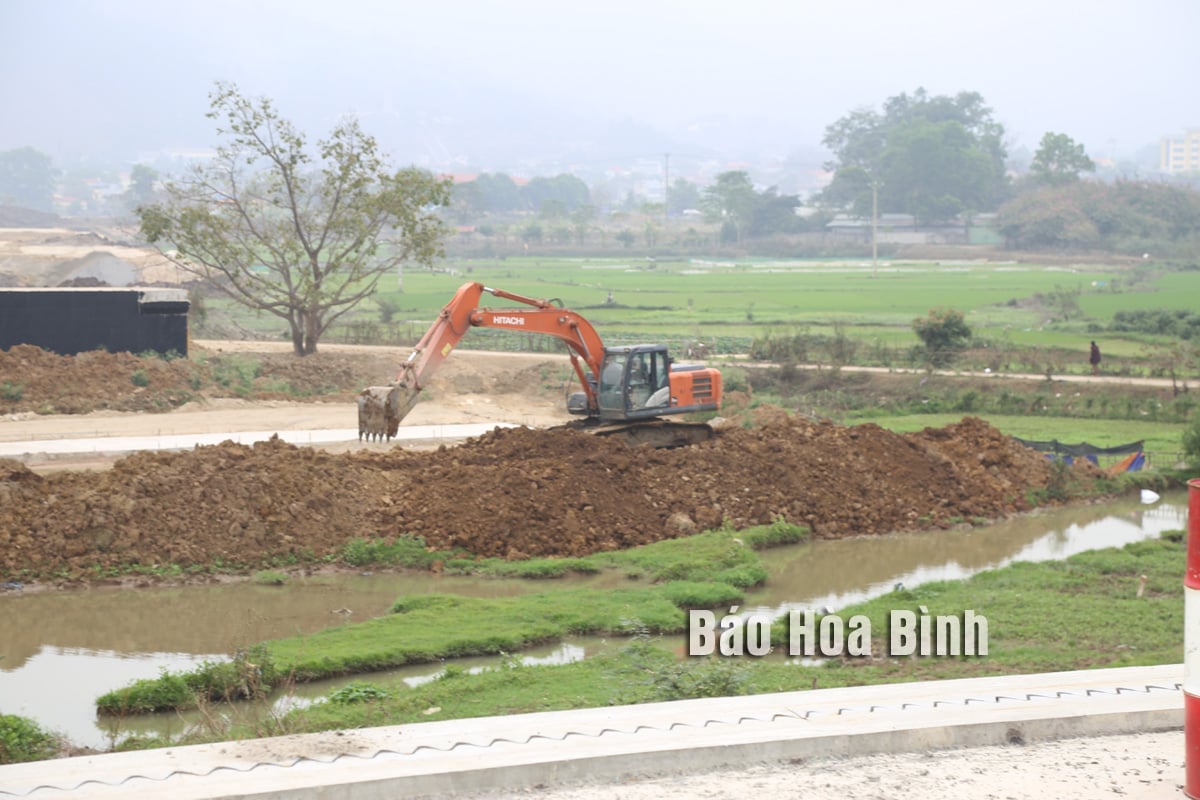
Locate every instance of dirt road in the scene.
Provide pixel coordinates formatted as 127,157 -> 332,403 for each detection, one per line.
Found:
0,345 -> 573,443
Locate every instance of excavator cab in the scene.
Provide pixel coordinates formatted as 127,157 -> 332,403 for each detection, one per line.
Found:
597,346 -> 674,421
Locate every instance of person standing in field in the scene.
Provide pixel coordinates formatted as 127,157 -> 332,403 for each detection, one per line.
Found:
1090,341 -> 1101,375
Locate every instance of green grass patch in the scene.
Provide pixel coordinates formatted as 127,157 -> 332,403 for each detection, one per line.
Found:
98,519 -> 1179,734
337,536 -> 447,569
270,584 -> 744,683
94,524 -> 810,715
763,535 -> 1183,681
105,531 -> 1184,748
197,258 -> 1165,354
187,256 -> 1200,393
263,533 -> 1183,738
95,582 -> 746,714
338,521 -> 808,587
252,570 -> 288,586
0,714 -> 60,764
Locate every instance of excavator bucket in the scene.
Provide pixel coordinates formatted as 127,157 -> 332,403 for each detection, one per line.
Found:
357,382 -> 421,442
385,382 -> 423,432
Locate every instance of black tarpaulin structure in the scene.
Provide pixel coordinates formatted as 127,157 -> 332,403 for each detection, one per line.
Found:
0,287 -> 189,356
1013,438 -> 1145,458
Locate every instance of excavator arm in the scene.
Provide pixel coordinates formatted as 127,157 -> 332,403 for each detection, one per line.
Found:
358,282 -> 608,440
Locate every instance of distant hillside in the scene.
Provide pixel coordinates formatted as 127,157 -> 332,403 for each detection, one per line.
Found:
0,205 -> 61,228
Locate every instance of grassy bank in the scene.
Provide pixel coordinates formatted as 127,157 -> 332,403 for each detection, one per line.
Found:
96,521 -> 805,714
94,517 -> 1184,752
241,532 -> 1185,742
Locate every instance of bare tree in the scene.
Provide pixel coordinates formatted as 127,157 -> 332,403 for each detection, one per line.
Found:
138,82 -> 450,355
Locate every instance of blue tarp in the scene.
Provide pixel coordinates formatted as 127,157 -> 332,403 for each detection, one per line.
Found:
1025,438 -> 1145,473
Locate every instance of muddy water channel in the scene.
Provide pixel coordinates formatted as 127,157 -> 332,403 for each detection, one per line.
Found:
0,492 -> 1187,751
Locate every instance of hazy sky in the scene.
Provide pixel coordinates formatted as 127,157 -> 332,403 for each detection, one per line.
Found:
2,0 -> 1197,171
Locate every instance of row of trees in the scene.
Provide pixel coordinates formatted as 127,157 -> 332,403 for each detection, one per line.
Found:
0,147 -> 56,212
451,172 -> 590,218
10,85 -> 1187,254
442,88 -> 1123,241
817,89 -> 1111,224
451,168 -> 821,243
996,179 -> 1200,253
699,171 -> 816,243
818,89 -> 1009,222
0,147 -> 160,215
816,88 -> 1200,254
447,168 -> 818,242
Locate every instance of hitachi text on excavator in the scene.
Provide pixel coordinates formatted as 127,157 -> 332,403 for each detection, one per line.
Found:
358,282 -> 722,448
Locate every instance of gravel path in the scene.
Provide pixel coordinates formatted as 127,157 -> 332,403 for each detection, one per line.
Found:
471,730 -> 1184,800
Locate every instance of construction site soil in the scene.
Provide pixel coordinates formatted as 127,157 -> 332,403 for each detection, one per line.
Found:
0,408 -> 1077,580
0,343 -> 371,415
0,340 -> 1111,582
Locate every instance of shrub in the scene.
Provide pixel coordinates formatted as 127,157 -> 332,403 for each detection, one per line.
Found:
740,517 -> 809,549
617,638 -> 751,702
211,356 -> 261,391
912,307 -> 972,367
252,570 -> 288,586
329,681 -> 390,705
0,714 -> 59,764
1183,416 -> 1200,469
375,295 -> 403,324
97,644 -> 279,714
97,671 -> 194,714
659,580 -> 743,608
339,536 -> 437,569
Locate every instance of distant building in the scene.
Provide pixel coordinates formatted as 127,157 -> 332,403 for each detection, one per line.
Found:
825,213 -> 1000,245
1160,129 -> 1200,174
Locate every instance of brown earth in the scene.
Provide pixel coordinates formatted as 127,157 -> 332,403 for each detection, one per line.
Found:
0,343 -> 580,431
0,409 -> 1078,580
0,341 -> 1101,583
0,343 -> 381,414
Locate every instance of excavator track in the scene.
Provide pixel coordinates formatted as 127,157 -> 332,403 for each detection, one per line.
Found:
561,418 -> 715,448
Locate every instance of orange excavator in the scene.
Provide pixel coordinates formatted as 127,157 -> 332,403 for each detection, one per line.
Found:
358,282 -> 722,447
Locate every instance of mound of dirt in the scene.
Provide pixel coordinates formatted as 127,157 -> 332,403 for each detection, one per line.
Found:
0,345 -> 202,413
0,345 -> 376,414
0,415 -> 1077,579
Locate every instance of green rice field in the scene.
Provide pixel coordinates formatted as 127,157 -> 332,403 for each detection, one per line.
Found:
197,255 -> 1200,375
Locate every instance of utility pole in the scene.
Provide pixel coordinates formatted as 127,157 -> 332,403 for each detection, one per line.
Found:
871,180 -> 878,278
663,153 -> 670,233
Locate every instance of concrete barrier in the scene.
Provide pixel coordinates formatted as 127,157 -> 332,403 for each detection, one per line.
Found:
0,664 -> 1181,800
1186,478 -> 1200,798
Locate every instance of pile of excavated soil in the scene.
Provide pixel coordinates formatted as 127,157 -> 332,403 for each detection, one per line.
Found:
0,344 -> 374,414
0,415 -> 1075,579
0,344 -> 569,416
